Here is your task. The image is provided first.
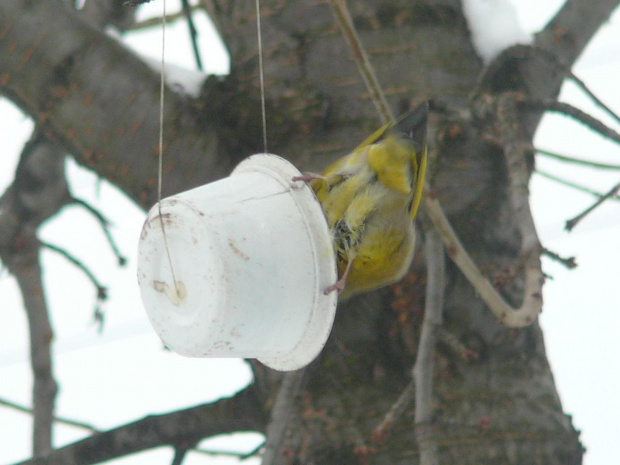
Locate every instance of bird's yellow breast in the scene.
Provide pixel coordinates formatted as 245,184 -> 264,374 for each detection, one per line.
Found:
307,103 -> 428,299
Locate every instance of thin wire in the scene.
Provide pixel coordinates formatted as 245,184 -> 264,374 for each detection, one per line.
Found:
255,0 -> 268,153
157,0 -> 166,204
157,0 -> 179,292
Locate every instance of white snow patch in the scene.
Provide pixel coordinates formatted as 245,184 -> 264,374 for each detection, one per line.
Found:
462,0 -> 533,63
141,56 -> 208,98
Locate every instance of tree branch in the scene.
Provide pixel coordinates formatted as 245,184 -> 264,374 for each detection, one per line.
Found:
0,134 -> 71,455
536,169 -> 620,200
535,0 -> 620,67
542,248 -> 578,270
372,228 -> 448,444
123,0 -> 155,7
535,147 -> 620,170
522,98 -> 620,145
10,247 -> 57,457
413,228 -> 445,465
0,395 -> 260,460
0,0 -> 228,206
437,328 -> 478,361
129,6 -> 198,31
262,370 -> 305,465
81,0 -> 138,31
324,0 -> 549,331
41,241 -> 108,297
474,0 -> 620,138
0,396 -> 98,433
372,381 -> 415,443
326,0 -> 393,124
424,187 -> 542,327
171,445 -> 192,465
565,179 -> 620,231
13,385 -> 266,465
181,0 -> 204,71
69,197 -> 128,266
567,72 -> 620,126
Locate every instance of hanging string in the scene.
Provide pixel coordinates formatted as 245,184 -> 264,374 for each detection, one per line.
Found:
255,0 -> 268,153
157,0 -> 180,296
157,0 -> 166,205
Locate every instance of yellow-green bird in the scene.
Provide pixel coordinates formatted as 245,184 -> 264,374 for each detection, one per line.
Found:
296,102 -> 429,300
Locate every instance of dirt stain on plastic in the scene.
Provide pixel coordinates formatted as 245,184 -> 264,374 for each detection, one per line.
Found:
228,239 -> 250,261
153,280 -> 187,306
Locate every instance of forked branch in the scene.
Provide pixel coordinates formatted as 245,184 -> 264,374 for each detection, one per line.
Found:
327,0 -> 543,328
426,94 -> 545,327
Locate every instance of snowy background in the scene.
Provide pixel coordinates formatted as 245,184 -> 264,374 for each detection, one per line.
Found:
1,1 -> 619,463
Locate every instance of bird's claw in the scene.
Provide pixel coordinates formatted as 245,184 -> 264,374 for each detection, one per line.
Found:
323,279 -> 345,296
292,172 -> 325,183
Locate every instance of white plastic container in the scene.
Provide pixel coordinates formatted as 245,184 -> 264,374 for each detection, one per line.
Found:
137,154 -> 337,371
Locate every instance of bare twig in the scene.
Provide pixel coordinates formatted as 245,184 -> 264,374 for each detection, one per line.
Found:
521,98 -> 620,144
424,190 -> 542,327
262,369 -> 305,465
14,385 -> 266,465
536,147 -> 620,170
40,241 -> 108,302
530,45 -> 620,126
372,381 -> 414,442
372,229 -> 448,444
129,8 -> 194,30
542,248 -> 577,269
0,395 -> 255,460
413,228 -> 444,465
0,397 -> 98,432
181,0 -> 204,70
124,0 -> 155,7
567,72 -> 620,126
71,197 -> 127,266
536,169 -> 620,200
192,446 -> 261,459
437,328 -> 478,360
326,0 -> 393,124
565,179 -> 620,231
